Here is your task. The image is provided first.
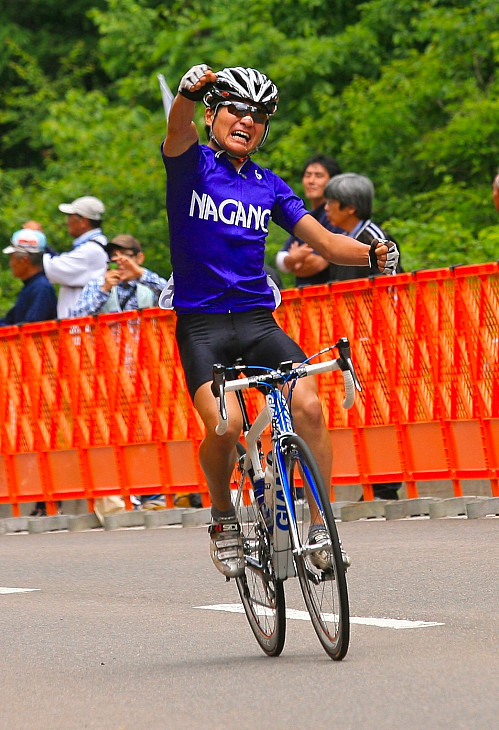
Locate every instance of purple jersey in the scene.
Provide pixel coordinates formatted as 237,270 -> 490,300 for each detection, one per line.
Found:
162,143 -> 308,313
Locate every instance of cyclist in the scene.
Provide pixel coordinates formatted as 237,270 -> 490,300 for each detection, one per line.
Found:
161,64 -> 399,578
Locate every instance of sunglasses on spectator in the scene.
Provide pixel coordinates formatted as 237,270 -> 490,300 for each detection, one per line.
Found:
220,101 -> 268,124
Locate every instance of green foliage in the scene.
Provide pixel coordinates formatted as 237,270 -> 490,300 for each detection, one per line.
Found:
0,268 -> 22,316
0,1 -> 108,168
1,0 -> 498,313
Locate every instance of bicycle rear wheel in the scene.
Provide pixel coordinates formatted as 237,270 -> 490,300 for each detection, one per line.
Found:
234,444 -> 286,657
282,434 -> 350,660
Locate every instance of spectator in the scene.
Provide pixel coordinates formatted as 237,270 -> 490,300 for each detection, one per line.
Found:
275,155 -> 344,287
43,196 -> 108,318
324,173 -> 403,282
324,172 -> 402,501
492,169 -> 499,213
1,228 -> 58,518
71,234 -> 170,510
0,229 -> 57,327
70,234 -> 167,317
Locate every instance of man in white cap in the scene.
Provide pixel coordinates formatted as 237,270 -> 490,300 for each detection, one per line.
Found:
43,195 -> 108,318
1,229 -> 57,326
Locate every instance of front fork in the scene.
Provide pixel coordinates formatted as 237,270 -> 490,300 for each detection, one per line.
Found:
271,439 -> 305,580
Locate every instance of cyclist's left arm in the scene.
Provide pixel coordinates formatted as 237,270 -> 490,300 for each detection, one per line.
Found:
293,214 -> 398,274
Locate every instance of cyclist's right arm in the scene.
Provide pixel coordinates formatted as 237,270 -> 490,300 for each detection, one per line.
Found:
162,64 -> 216,158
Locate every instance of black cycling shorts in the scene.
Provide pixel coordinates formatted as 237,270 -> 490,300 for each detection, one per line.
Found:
176,308 -> 307,400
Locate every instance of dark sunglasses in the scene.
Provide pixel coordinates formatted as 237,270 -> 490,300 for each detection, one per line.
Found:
221,101 -> 268,124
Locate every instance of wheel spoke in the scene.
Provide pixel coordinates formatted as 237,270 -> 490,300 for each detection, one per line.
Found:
283,435 -> 350,660
234,444 -> 286,657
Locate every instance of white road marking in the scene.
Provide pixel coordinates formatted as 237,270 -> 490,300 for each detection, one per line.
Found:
0,587 -> 40,595
195,604 -> 444,629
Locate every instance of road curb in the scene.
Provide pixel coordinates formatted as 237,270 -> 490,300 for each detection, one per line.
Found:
1,495 -> 498,535
385,497 -> 439,520
466,497 -> 499,519
331,501 -> 354,519
68,513 -> 102,531
103,510 -> 146,530
28,515 -> 70,534
2,517 -> 29,533
428,496 -> 485,518
182,507 -> 211,527
340,501 -> 388,521
144,509 -> 185,528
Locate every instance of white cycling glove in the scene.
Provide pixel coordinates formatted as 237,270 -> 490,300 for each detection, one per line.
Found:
384,241 -> 400,275
178,64 -> 213,101
369,238 -> 400,276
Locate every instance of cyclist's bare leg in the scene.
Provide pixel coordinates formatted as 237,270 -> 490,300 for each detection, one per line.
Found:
286,368 -> 332,525
195,382 -> 246,578
194,382 -> 243,512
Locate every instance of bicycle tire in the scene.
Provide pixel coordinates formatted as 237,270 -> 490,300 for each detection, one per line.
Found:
234,443 -> 286,657
281,434 -> 350,660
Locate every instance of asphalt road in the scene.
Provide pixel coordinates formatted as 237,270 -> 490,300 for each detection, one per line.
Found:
1,518 -> 497,730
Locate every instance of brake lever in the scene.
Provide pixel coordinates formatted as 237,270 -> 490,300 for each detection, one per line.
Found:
211,363 -> 227,430
335,337 -> 362,392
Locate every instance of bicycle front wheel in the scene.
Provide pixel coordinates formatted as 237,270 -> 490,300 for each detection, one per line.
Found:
234,444 -> 286,657
282,435 -> 350,660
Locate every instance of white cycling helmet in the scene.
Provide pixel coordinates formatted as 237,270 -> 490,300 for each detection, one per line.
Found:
204,67 -> 279,115
204,66 -> 279,151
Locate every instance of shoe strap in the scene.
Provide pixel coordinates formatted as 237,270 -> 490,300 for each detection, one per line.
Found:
209,522 -> 240,535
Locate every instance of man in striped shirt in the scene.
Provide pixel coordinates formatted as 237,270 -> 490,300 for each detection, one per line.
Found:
324,173 -> 403,501
324,173 -> 403,281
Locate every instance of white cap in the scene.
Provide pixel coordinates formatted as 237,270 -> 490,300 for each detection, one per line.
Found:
58,196 -> 105,220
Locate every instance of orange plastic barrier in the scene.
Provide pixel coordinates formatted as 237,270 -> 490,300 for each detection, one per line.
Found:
1,264 -> 498,515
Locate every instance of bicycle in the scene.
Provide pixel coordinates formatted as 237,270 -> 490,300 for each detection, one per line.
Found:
211,336 -> 361,661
